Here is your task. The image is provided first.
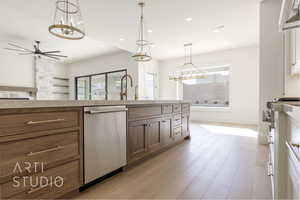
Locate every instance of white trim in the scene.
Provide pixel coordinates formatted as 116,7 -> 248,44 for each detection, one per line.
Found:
191,106 -> 232,112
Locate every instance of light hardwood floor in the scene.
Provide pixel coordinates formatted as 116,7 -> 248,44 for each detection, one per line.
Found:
75,123 -> 272,199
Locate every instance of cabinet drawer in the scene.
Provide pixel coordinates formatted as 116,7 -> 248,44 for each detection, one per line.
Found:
173,114 -> 182,127
1,160 -> 80,199
0,131 -> 79,179
182,104 -> 190,113
173,127 -> 182,140
128,106 -> 162,120
162,104 -> 173,114
0,110 -> 80,137
173,104 -> 181,113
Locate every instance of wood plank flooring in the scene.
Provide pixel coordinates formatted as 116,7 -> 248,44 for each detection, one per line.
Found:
75,123 -> 272,199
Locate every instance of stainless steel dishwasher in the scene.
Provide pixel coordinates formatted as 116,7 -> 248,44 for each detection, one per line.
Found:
84,106 -> 127,184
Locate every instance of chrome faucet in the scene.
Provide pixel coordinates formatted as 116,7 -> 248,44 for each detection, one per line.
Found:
120,74 -> 133,100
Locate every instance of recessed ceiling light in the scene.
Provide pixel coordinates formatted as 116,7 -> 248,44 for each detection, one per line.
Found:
148,29 -> 153,33
150,44 -> 156,48
119,38 -> 125,42
213,25 -> 225,33
185,17 -> 193,22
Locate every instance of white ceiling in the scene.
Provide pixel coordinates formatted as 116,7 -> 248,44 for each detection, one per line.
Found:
0,0 -> 260,62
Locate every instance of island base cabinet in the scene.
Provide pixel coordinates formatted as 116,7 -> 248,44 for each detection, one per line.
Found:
182,114 -> 190,137
148,120 -> 163,153
127,121 -> 148,163
161,118 -> 173,146
127,104 -> 190,165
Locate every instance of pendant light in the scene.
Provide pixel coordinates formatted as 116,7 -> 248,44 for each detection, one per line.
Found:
132,1 -> 152,62
169,43 -> 206,81
49,0 -> 85,40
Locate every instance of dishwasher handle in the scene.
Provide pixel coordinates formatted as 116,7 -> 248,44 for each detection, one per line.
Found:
85,106 -> 128,114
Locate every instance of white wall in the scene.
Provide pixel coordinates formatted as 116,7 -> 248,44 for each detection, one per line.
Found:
259,0 -> 284,144
68,51 -> 139,100
159,46 -> 259,125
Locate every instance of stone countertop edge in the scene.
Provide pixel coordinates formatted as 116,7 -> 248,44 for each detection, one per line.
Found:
0,100 -> 192,109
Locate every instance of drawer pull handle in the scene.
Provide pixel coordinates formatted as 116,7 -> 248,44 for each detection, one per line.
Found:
27,146 -> 64,157
26,118 -> 65,125
292,143 -> 300,148
27,185 -> 47,194
162,120 -> 166,123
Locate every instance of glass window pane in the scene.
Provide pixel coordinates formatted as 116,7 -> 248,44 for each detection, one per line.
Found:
107,71 -> 126,100
144,73 -> 155,100
77,77 -> 90,100
183,67 -> 230,107
91,75 -> 106,100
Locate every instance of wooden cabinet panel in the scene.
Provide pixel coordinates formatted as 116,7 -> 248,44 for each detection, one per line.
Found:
173,114 -> 182,127
127,103 -> 190,165
0,131 -> 79,179
148,120 -> 162,153
0,110 -> 80,137
173,126 -> 182,141
161,118 -> 173,146
0,107 -> 83,199
1,160 -> 80,199
182,114 -> 190,137
162,104 -> 173,114
173,104 -> 181,113
127,121 -> 148,162
182,104 -> 190,113
128,105 -> 162,120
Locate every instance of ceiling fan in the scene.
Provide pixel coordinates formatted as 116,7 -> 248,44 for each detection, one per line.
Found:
4,41 -> 68,60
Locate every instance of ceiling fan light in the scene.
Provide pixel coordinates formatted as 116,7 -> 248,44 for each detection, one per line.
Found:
49,0 -> 85,40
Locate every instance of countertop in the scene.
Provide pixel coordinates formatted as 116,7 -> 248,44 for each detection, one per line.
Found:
0,100 -> 191,109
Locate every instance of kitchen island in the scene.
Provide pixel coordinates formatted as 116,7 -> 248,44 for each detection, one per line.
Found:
0,100 -> 190,199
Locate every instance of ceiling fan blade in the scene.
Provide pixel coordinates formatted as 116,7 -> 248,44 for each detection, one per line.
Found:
8,43 -> 32,52
18,53 -> 34,55
43,53 -> 68,58
4,48 -> 31,53
43,51 -> 61,54
42,54 -> 60,60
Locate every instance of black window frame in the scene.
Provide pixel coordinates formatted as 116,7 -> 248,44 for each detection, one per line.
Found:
75,69 -> 127,100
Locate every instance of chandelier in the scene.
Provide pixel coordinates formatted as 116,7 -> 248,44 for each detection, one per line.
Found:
169,43 -> 206,81
49,0 -> 85,40
132,1 -> 152,62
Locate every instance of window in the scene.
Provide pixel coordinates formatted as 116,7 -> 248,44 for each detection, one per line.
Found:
75,70 -> 127,100
183,67 -> 230,107
144,72 -> 155,100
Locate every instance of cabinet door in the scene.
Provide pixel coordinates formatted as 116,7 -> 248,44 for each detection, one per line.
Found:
291,29 -> 296,66
127,121 -> 148,162
148,119 -> 163,153
161,118 -> 173,146
182,114 -> 190,137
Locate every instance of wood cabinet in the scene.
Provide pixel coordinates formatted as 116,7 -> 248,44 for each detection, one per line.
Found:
0,107 -> 83,199
127,103 -> 190,164
127,120 -> 148,162
182,114 -> 190,137
148,119 -> 163,153
160,117 -> 173,146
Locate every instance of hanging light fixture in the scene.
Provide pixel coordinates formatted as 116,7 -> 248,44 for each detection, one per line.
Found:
132,1 -> 152,62
169,43 -> 207,81
49,0 -> 85,40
